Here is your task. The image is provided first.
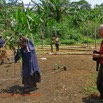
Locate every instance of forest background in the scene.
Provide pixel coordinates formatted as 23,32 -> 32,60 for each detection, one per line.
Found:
0,0 -> 103,51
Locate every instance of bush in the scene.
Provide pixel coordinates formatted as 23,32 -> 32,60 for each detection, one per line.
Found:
45,39 -> 51,45
61,39 -> 76,45
69,33 -> 82,41
82,37 -> 95,43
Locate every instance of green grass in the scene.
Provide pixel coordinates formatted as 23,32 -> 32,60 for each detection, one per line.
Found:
83,72 -> 99,95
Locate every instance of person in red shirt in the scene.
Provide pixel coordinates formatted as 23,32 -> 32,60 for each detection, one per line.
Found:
93,24 -> 103,99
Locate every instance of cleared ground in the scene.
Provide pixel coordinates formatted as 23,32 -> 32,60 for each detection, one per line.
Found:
0,45 -> 102,103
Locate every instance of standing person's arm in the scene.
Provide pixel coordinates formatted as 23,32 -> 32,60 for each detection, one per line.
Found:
20,36 -> 28,42
15,31 -> 28,42
14,49 -> 21,63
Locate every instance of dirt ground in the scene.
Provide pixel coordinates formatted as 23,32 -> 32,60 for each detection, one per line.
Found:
0,45 -> 102,103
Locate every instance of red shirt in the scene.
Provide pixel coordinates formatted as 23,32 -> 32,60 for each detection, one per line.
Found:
100,40 -> 103,64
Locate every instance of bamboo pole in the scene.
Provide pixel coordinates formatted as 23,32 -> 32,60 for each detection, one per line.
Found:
48,52 -> 92,55
4,32 -> 15,47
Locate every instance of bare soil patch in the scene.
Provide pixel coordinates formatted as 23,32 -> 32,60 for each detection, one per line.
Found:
0,45 -> 102,103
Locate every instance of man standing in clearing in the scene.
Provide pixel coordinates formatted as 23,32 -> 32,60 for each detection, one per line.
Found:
54,35 -> 59,52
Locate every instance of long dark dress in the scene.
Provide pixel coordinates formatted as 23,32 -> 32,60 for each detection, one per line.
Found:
15,40 -> 41,88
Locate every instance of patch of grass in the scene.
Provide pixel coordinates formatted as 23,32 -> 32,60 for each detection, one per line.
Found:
52,63 -> 59,70
83,86 -> 98,95
83,72 -> 99,95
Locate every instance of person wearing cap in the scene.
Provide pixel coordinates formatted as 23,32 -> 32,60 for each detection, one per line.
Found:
15,34 -> 41,92
93,24 -> 103,99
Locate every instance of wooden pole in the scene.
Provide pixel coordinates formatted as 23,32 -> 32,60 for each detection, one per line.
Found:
50,27 -> 53,52
4,32 -> 15,47
94,26 -> 97,49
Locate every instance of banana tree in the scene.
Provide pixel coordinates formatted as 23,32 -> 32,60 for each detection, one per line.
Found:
0,0 -> 17,48
0,0 -> 10,30
33,0 -> 70,51
70,0 -> 93,46
90,5 -> 103,49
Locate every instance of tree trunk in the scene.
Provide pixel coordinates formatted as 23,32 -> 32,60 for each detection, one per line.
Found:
86,30 -> 89,47
50,27 -> 53,52
82,27 -> 84,45
94,26 -> 97,49
40,26 -> 44,49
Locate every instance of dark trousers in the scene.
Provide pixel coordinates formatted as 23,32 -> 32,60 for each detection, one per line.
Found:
97,64 -> 103,96
55,44 -> 59,51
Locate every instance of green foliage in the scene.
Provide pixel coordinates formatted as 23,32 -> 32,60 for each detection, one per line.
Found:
82,37 -> 95,43
45,39 -> 51,45
0,0 -> 103,47
69,33 -> 82,41
61,39 -> 76,45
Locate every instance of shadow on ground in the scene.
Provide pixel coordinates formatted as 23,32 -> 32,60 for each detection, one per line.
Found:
82,96 -> 103,103
0,85 -> 38,95
0,85 -> 27,94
